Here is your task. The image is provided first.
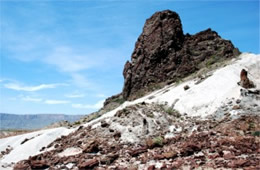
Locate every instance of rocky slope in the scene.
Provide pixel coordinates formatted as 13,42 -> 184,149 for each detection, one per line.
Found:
122,10 -> 240,100
9,53 -> 260,170
0,10 -> 259,170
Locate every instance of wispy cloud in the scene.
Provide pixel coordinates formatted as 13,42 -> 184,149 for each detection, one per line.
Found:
45,100 -> 70,105
96,93 -> 107,98
21,96 -> 42,102
65,93 -> 85,98
70,73 -> 92,88
44,47 -> 96,73
72,100 -> 104,109
4,83 -> 66,92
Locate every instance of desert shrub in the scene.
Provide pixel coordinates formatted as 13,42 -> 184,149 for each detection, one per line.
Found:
249,122 -> 255,129
152,136 -> 164,147
252,131 -> 260,137
206,55 -> 219,67
158,104 -> 181,118
146,112 -> 154,118
111,98 -> 125,104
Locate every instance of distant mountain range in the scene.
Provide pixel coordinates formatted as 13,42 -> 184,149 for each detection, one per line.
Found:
0,113 -> 83,130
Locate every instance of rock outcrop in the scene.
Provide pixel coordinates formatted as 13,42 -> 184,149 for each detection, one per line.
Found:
239,69 -> 255,89
122,10 -> 240,100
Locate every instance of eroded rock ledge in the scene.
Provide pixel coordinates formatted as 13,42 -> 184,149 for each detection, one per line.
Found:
122,10 -> 240,100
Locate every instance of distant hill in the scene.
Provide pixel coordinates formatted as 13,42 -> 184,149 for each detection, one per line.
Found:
0,113 -> 83,130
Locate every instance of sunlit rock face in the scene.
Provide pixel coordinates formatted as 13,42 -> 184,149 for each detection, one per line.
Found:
122,10 -> 240,100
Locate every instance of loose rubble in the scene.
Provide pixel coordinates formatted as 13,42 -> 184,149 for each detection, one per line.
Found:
13,89 -> 260,169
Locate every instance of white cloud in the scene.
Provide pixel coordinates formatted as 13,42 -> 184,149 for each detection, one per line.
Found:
45,100 -> 70,105
72,100 -> 104,109
4,83 -> 66,92
22,96 -> 42,102
96,93 -> 107,98
44,47 -> 95,73
65,93 -> 85,98
71,73 -> 91,88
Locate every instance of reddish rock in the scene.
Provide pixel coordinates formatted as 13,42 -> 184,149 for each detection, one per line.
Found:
100,153 -> 119,165
232,105 -> 240,110
223,151 -> 235,160
171,160 -> 183,169
239,69 -> 255,89
30,160 -> 49,169
154,151 -> 178,160
13,161 -> 30,170
130,147 -> 147,157
83,140 -> 100,153
113,132 -> 121,140
227,159 -> 248,168
146,138 -> 154,149
78,159 -> 99,169
148,165 -> 155,170
180,143 -> 201,156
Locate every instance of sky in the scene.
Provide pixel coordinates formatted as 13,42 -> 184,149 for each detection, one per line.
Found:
0,0 -> 259,115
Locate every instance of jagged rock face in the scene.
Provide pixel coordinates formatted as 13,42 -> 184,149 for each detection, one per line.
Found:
123,10 -> 240,100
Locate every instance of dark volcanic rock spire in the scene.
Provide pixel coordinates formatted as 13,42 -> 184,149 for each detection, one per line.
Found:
122,10 -> 240,100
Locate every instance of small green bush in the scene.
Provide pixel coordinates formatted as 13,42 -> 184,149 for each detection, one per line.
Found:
162,106 -> 181,118
249,122 -> 255,129
252,131 -> 260,137
112,98 -> 125,104
152,136 -> 164,146
206,55 -> 219,67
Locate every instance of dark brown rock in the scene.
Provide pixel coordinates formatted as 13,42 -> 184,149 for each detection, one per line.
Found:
184,85 -> 190,90
122,10 -> 239,100
113,132 -> 121,141
83,140 -> 100,153
101,120 -> 109,128
180,143 -> 202,156
78,159 -> 99,169
100,153 -> 119,165
227,159 -> 248,168
130,147 -> 147,157
239,69 -> 255,89
13,161 -> 30,170
30,160 -> 49,169
20,138 -> 30,145
147,165 -> 155,170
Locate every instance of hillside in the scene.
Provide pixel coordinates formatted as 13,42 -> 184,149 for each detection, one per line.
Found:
0,10 -> 259,170
0,113 -> 83,130
2,52 -> 259,170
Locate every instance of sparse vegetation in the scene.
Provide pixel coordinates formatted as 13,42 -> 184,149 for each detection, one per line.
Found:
206,56 -> 217,67
252,131 -> 260,137
115,108 -> 131,117
249,122 -> 255,129
111,98 -> 125,104
158,103 -> 181,118
175,78 -> 183,85
152,136 -> 164,147
73,121 -> 81,126
135,90 -> 146,99
146,111 -> 154,118
148,83 -> 162,91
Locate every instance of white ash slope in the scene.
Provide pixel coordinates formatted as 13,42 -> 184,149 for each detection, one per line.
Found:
0,53 -> 259,169
0,127 -> 73,168
87,53 -> 260,127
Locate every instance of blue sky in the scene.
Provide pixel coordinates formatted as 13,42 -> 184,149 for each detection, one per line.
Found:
0,0 -> 259,115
